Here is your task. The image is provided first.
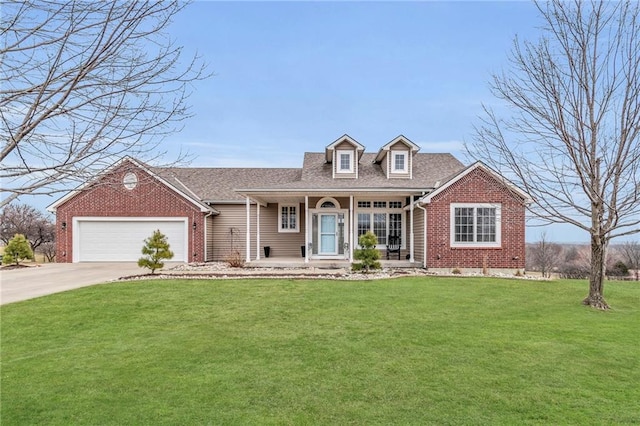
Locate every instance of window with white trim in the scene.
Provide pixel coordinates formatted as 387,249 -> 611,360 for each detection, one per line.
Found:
450,203 -> 501,247
391,151 -> 408,173
278,204 -> 299,232
356,200 -> 404,247
357,213 -> 371,238
337,150 -> 354,173
373,213 -> 386,244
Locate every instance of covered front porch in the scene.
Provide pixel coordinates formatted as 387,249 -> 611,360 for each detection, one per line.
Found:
236,189 -> 426,268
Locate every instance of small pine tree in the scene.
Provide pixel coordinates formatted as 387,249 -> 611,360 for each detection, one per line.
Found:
138,229 -> 174,274
353,231 -> 381,272
2,234 -> 34,266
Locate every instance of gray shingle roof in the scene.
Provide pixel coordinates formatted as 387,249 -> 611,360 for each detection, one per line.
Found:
155,167 -> 302,201
155,152 -> 465,201
293,152 -> 465,189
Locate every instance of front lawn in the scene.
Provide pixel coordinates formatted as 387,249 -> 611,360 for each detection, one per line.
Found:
1,277 -> 639,425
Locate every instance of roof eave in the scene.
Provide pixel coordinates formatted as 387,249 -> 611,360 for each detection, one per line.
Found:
236,187 -> 433,196
374,135 -> 421,163
47,156 -> 217,214
324,134 -> 366,162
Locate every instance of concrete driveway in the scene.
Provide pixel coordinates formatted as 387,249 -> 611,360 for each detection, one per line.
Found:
1,263 -> 164,305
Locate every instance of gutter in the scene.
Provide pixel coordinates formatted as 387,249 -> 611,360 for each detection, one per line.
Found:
235,187 -> 433,194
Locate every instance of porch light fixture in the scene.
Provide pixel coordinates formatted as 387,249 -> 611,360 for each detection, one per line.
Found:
193,221 -> 197,230
62,221 -> 67,230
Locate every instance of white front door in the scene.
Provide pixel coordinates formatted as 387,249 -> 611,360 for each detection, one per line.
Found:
319,213 -> 338,255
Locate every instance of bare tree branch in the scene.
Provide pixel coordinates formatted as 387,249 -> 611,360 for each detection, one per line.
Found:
0,0 -> 210,207
619,240 -> 640,281
468,0 -> 640,309
0,203 -> 55,251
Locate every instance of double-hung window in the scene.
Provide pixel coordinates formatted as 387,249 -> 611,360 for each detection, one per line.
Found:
337,150 -> 354,173
391,151 -> 407,173
278,204 -> 299,233
450,203 -> 501,247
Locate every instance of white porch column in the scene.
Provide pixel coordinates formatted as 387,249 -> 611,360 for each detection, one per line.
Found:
304,196 -> 309,263
256,203 -> 261,260
245,197 -> 251,262
349,195 -> 354,262
410,198 -> 415,263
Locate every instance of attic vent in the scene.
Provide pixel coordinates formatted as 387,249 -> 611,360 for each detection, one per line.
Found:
434,180 -> 441,188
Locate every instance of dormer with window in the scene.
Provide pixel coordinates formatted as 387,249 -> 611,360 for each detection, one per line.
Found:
374,135 -> 420,179
325,134 -> 365,179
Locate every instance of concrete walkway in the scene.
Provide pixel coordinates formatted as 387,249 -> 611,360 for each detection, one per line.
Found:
0,263 -> 164,305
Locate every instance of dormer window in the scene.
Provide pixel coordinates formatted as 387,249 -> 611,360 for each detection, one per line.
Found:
374,136 -> 419,179
326,134 -> 364,179
392,151 -> 407,173
337,150 -> 354,173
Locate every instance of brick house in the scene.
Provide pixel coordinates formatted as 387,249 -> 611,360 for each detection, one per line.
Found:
48,134 -> 531,271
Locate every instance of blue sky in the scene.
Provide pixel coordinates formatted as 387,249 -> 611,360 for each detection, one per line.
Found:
18,1 -> 597,243
166,1 -> 542,170
164,1 -> 586,242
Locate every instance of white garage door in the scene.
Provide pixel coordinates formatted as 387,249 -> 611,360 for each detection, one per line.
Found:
75,218 -> 187,262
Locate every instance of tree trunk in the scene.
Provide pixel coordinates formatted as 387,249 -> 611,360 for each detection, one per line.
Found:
582,235 -> 610,310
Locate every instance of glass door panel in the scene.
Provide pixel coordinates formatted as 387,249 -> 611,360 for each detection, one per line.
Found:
319,214 -> 337,254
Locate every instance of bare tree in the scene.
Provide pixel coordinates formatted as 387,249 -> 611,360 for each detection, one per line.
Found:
619,240 -> 640,281
529,232 -> 562,278
471,0 -> 640,309
0,203 -> 55,252
559,245 -> 591,279
39,241 -> 56,263
0,0 -> 208,207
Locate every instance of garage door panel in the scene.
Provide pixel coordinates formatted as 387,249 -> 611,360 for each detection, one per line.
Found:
76,219 -> 186,262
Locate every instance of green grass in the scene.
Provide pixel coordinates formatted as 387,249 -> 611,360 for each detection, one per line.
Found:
2,277 -> 639,425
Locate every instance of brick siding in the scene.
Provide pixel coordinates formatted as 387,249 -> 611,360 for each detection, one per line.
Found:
54,161 -> 205,263
426,168 -> 526,270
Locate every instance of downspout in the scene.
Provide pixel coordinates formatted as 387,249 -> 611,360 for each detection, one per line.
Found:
203,211 -> 213,262
416,202 -> 427,269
